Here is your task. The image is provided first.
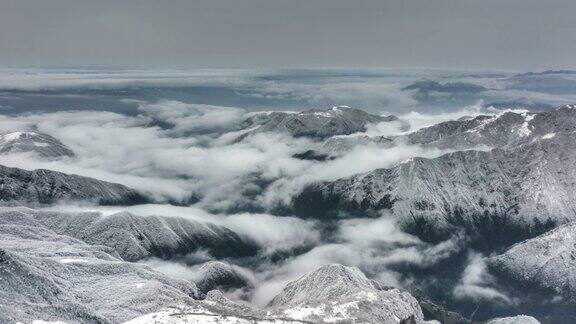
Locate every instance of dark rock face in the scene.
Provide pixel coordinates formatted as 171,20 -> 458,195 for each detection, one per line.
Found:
291,149 -> 332,161
0,164 -> 149,205
12,208 -> 259,261
419,299 -> 472,324
400,315 -> 418,324
242,106 -> 399,139
0,131 -> 75,159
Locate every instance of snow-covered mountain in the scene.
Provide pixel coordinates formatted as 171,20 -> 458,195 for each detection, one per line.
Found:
0,164 -> 148,205
241,106 -> 402,139
16,208 -> 258,261
194,261 -> 255,293
0,131 -> 75,159
489,221 -> 576,301
128,264 -> 433,324
268,264 -> 427,324
292,105 -> 576,248
403,106 -> 576,150
0,207 -> 201,323
0,207 -> 436,324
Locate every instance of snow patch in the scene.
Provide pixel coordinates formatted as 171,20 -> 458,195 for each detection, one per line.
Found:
312,111 -> 335,117
59,258 -> 90,264
486,315 -> 541,324
542,133 -> 556,139
466,115 -> 497,134
3,131 -> 30,141
283,305 -> 326,320
125,306 -> 290,324
517,113 -> 535,137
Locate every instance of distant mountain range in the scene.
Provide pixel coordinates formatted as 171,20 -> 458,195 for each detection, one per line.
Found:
513,70 -> 576,77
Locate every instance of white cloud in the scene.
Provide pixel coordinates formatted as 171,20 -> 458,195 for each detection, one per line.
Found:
338,215 -> 420,246
137,100 -> 248,136
453,252 -> 512,304
0,98 -> 527,212
51,203 -> 321,255
222,213 -> 320,254
139,258 -> 204,282
247,214 -> 463,306
258,141 -> 447,208
249,79 -> 419,112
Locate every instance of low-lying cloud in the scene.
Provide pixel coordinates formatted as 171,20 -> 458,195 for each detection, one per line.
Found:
138,100 -> 248,136
0,98 -> 531,212
453,252 -> 512,304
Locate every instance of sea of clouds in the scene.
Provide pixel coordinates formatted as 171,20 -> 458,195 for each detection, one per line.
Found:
1,99 -> 518,308
1,68 -> 564,312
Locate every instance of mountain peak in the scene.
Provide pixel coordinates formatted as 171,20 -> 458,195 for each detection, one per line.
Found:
0,131 -> 74,159
241,106 -> 397,139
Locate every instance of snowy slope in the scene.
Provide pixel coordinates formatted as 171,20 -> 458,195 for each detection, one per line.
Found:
5,207 -> 258,262
241,106 -> 401,139
293,106 -> 576,244
0,131 -> 74,159
0,208 -> 200,323
127,265 -> 431,324
269,264 -> 427,324
489,222 -> 576,300
0,164 -> 148,205
486,315 -> 541,324
194,261 -> 255,293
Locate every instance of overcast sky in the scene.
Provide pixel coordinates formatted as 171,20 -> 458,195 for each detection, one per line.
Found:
1,0 -> 575,70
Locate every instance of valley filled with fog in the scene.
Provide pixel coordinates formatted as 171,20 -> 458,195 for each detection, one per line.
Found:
3,68 -> 576,323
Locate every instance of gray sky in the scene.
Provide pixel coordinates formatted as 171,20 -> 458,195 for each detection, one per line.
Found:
1,0 -> 576,70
